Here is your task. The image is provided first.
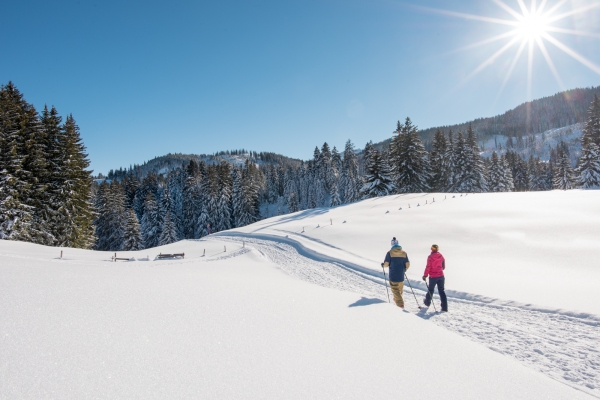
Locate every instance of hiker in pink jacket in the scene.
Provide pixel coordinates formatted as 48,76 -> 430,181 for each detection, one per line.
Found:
422,244 -> 448,312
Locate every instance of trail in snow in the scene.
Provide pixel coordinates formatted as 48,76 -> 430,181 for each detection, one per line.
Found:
211,235 -> 600,398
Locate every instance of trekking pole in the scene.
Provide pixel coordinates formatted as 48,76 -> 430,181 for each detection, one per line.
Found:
404,273 -> 421,309
425,278 -> 438,312
380,263 -> 391,303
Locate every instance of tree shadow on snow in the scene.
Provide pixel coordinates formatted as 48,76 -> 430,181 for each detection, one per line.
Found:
348,297 -> 386,307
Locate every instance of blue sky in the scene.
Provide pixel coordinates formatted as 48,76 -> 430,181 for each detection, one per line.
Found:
2,0 -> 599,174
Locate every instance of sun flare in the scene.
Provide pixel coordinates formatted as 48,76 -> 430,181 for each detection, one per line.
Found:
517,12 -> 549,41
420,0 -> 600,101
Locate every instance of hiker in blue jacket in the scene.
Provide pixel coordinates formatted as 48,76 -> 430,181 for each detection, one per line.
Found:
381,238 -> 410,308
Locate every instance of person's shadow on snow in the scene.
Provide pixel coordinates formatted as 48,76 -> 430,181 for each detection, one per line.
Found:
348,297 -> 386,307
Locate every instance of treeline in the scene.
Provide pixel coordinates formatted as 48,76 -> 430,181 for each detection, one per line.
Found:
95,159 -> 263,251
0,82 -> 95,247
94,141 -> 364,250
105,150 -> 302,181
360,96 -> 600,196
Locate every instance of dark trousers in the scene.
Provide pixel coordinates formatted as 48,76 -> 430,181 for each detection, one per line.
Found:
424,277 -> 448,311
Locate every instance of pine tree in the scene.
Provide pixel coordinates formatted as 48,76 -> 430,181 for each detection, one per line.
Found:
231,168 -> 245,228
158,210 -> 178,246
141,191 -> 161,248
390,117 -> 431,193
577,95 -> 600,189
553,150 -> 577,190
40,105 -> 64,241
182,168 -> 202,239
329,180 -> 341,207
287,191 -> 299,213
444,130 -> 456,191
122,208 -> 144,251
582,94 -> 600,148
501,155 -> 515,191
512,155 -> 529,191
527,156 -> 540,191
59,115 -> 96,248
94,182 -> 127,251
134,173 -> 159,219
167,171 -> 184,237
159,185 -> 181,241
360,141 -> 395,198
577,138 -> 600,188
450,131 -> 468,192
429,129 -> 448,191
488,152 -> 507,192
465,123 -> 487,192
341,140 -> 360,203
216,187 -> 232,231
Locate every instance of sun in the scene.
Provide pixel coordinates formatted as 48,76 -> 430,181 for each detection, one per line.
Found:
517,12 -> 549,41
417,0 -> 600,101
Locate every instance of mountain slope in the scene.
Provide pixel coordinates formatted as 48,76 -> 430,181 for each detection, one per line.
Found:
372,86 -> 600,150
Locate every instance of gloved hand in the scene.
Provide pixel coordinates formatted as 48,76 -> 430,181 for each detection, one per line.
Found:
381,263 -> 384,267
422,276 -> 427,281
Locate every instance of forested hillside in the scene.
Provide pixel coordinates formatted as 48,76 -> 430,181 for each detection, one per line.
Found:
373,86 -> 600,150
103,150 -> 302,181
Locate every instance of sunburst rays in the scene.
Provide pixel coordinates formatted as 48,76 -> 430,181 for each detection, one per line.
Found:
417,0 -> 600,101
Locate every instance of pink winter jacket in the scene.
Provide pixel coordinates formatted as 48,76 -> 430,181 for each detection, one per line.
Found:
424,252 -> 445,278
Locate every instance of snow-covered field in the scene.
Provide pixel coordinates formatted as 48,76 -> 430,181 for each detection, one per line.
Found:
1,190 -> 599,399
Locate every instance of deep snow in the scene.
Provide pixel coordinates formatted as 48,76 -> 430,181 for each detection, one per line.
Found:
1,190 -> 599,399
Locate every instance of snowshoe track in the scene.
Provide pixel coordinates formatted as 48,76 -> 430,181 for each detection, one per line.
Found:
213,236 -> 600,398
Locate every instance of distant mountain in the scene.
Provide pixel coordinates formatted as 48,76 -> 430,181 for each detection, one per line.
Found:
373,85 -> 600,150
102,150 -> 303,180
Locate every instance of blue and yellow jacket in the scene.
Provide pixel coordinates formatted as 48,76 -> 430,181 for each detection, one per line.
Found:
383,245 -> 410,282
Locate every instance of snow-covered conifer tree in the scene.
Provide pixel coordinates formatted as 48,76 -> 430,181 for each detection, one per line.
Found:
158,210 -> 178,246
444,130 -> 456,191
182,171 -> 202,239
429,129 -> 448,191
329,180 -> 341,207
94,182 -> 127,251
340,140 -> 360,203
390,117 -> 431,193
465,124 -> 487,192
488,152 -> 507,192
123,208 -> 144,251
553,150 -> 577,190
58,115 -> 96,248
582,94 -> 600,148
577,138 -> 600,188
501,155 -> 515,192
360,141 -> 395,198
141,192 -> 161,248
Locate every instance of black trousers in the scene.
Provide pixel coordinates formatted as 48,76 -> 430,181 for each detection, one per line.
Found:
424,276 -> 448,311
